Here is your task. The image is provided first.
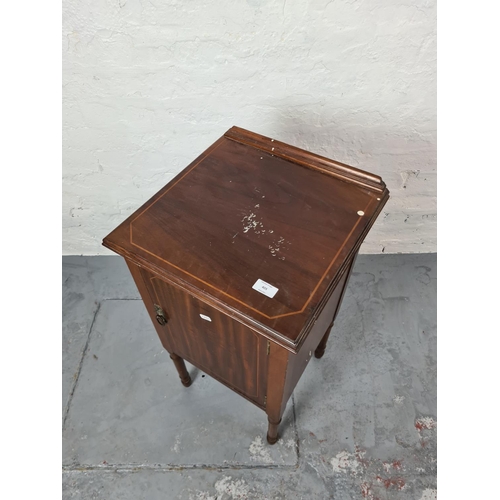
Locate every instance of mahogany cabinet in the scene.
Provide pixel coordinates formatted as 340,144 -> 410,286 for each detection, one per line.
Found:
103,126 -> 389,444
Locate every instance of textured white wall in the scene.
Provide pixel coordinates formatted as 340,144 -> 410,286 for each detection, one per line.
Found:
63,0 -> 436,255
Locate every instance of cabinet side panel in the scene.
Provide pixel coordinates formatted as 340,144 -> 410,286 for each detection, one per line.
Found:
125,259 -> 176,352
281,258 -> 353,405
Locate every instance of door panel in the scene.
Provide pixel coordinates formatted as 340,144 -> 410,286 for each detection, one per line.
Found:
139,267 -> 268,408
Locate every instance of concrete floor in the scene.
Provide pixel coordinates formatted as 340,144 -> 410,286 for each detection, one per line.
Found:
62,254 -> 437,500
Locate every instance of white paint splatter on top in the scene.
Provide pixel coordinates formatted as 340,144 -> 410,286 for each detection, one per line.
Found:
239,208 -> 289,260
241,212 -> 264,234
420,488 -> 437,500
330,450 -> 361,476
269,236 -> 291,258
249,435 -> 273,464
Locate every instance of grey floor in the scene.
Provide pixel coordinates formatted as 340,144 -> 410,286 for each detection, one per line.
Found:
62,254 -> 437,500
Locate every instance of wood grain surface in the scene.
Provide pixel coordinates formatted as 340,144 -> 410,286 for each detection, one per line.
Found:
104,127 -> 389,351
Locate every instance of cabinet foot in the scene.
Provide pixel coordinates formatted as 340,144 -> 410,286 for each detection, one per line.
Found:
314,347 -> 326,359
181,377 -> 192,387
169,353 -> 192,387
314,325 -> 333,359
266,417 -> 281,445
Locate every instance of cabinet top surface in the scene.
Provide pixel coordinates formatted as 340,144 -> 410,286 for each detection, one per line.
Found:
103,126 -> 389,349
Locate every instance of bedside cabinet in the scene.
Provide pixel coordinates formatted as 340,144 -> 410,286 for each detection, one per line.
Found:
103,126 -> 389,444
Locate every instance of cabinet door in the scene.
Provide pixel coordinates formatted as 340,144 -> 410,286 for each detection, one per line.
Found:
138,267 -> 268,408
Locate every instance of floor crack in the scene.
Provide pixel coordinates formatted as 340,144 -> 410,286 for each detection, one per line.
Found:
62,463 -> 298,472
103,298 -> 142,301
62,302 -> 101,431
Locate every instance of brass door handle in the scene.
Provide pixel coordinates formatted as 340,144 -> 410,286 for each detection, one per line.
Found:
156,314 -> 167,326
154,304 -> 168,326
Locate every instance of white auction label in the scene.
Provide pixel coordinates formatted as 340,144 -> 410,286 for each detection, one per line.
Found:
252,279 -> 279,298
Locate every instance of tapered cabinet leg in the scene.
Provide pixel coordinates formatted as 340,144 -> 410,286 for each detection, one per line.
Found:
267,417 -> 282,444
314,325 -> 333,359
314,254 -> 358,359
170,353 -> 192,387
265,342 -> 290,445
